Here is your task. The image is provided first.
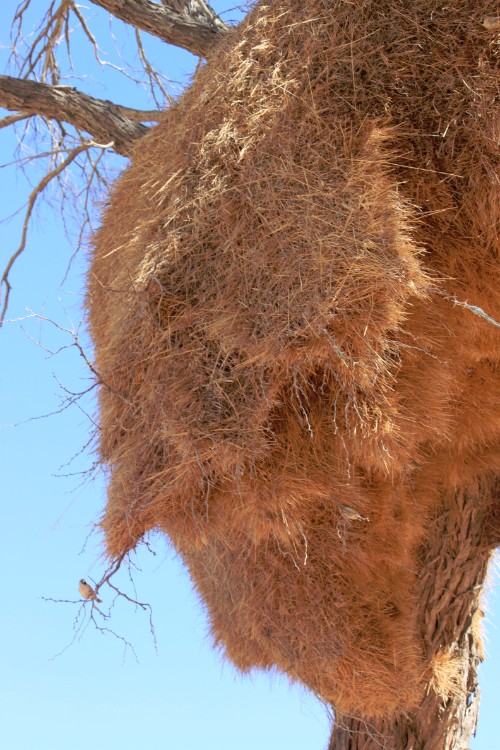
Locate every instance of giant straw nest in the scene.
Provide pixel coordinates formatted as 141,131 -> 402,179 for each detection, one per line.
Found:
88,0 -> 500,718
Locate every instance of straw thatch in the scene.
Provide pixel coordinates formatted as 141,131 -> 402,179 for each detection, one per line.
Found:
88,0 -> 500,718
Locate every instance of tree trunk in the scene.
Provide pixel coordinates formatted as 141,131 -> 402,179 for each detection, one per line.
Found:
328,485 -> 495,750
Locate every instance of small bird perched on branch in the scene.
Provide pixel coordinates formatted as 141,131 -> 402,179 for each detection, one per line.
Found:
79,579 -> 102,603
337,503 -> 370,522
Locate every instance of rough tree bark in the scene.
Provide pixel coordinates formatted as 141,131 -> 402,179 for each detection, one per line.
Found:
0,74 -> 152,155
89,0 -> 228,56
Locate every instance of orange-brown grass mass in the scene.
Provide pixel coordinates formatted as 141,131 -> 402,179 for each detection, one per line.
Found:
88,1 -> 500,718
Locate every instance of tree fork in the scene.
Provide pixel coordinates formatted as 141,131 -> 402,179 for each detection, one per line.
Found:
328,484 -> 496,750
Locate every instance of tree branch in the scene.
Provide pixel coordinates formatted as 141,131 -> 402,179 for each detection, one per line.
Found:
89,0 -> 229,57
0,74 -> 156,155
0,142 -> 105,325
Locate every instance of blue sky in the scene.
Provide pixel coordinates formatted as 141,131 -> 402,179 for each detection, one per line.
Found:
0,2 -> 498,748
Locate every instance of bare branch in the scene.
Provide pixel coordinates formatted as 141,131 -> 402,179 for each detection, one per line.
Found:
4,312 -> 136,413
450,296 -> 500,329
0,75 -> 155,153
89,0 -> 230,57
0,143 -> 100,325
10,1 -> 181,105
43,592 -> 140,661
0,112 -> 31,129
134,27 -> 173,107
12,0 -> 75,84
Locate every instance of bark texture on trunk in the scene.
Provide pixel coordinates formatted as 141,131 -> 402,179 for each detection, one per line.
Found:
328,485 -> 496,750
